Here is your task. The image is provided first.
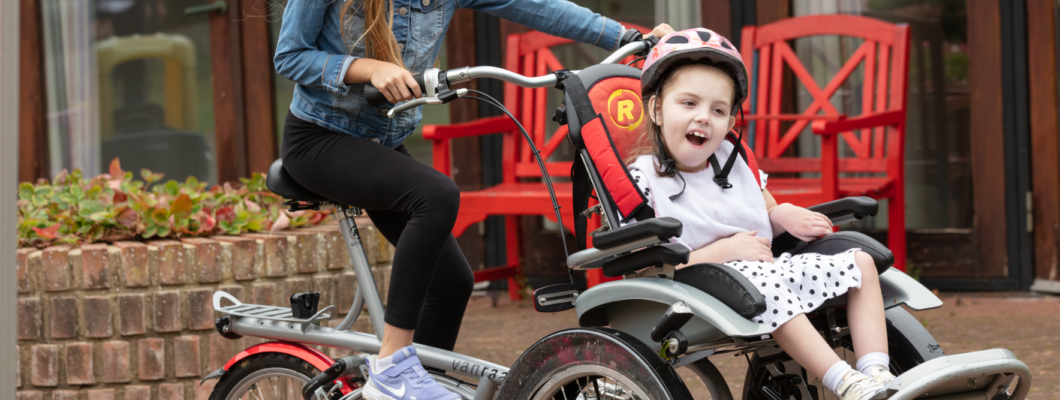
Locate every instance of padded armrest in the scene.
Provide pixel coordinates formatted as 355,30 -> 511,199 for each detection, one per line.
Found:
602,242 -> 690,277
592,217 -> 683,250
773,197 -> 881,256
806,197 -> 878,225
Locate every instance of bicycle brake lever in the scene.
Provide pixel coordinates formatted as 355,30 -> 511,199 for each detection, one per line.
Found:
387,89 -> 468,118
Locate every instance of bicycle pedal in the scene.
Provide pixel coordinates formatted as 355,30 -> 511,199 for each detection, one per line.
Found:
534,284 -> 579,313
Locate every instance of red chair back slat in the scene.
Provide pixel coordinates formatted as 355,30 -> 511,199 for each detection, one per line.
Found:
740,15 -> 909,175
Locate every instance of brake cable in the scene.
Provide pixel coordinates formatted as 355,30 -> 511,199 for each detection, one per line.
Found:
460,89 -> 576,284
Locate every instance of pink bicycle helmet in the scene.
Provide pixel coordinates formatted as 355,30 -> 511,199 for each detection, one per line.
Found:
641,28 -> 748,114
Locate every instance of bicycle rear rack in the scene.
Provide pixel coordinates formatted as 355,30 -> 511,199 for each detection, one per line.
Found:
213,291 -> 336,333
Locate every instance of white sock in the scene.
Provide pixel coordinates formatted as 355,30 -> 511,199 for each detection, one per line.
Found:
856,352 -> 890,376
823,361 -> 854,394
371,353 -> 395,373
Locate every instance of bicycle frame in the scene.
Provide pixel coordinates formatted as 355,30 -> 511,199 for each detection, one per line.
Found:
215,205 -> 510,400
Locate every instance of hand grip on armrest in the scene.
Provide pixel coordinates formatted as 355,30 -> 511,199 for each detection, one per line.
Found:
806,196 -> 878,225
591,217 -> 683,250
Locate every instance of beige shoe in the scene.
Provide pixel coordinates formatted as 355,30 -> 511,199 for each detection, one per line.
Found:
866,365 -> 896,385
866,365 -> 899,396
835,371 -> 886,400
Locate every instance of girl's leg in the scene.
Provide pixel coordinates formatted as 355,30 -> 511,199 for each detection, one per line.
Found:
845,251 -> 887,359
772,313 -> 843,379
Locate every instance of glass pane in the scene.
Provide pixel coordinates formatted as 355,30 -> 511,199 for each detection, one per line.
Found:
792,0 -> 971,230
42,0 -> 217,183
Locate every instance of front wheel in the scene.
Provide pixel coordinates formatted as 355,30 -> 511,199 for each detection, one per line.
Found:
496,328 -> 694,400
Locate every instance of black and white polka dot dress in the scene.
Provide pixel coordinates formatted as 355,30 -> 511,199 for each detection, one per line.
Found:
724,249 -> 862,329
626,147 -> 863,331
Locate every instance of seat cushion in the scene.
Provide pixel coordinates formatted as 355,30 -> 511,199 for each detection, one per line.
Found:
266,159 -> 330,203
674,263 -> 766,319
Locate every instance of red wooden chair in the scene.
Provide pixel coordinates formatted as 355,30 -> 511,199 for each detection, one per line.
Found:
423,25 -> 649,297
738,15 -> 910,271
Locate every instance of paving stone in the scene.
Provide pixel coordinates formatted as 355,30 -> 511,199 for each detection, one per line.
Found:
153,240 -> 186,285
154,290 -> 182,332
214,236 -> 260,281
183,238 -> 223,283
17,298 -> 41,340
124,386 -> 152,400
174,336 -> 202,377
79,243 -> 111,289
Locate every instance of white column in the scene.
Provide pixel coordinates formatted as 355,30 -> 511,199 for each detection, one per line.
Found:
0,0 -> 21,395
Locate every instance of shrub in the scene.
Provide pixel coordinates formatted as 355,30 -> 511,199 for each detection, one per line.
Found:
17,159 -> 330,248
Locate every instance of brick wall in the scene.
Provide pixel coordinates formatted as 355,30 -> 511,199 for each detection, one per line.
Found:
14,217 -> 394,400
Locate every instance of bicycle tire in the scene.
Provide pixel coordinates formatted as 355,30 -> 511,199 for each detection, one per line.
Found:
209,352 -> 319,400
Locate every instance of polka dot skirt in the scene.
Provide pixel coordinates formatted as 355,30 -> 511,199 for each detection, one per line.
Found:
724,248 -> 863,331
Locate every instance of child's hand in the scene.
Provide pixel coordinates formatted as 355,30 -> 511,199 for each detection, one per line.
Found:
769,203 -> 833,242
720,231 -> 773,263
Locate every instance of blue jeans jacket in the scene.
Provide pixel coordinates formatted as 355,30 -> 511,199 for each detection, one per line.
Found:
275,0 -> 625,148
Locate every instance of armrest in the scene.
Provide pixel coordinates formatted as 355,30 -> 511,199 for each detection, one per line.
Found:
421,116 -> 517,141
806,196 -> 879,225
811,110 -> 903,135
772,197 -> 880,256
602,242 -> 689,277
591,217 -> 683,250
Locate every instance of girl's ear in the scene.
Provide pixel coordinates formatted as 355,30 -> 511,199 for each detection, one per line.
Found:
726,114 -> 736,132
649,95 -> 662,125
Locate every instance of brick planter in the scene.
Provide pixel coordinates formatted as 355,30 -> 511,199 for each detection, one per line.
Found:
15,217 -> 393,399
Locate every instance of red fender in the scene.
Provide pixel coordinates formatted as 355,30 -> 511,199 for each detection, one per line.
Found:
222,341 -> 356,394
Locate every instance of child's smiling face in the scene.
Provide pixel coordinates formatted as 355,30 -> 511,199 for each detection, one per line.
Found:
651,64 -> 736,172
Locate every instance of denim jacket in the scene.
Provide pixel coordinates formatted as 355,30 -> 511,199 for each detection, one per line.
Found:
275,0 -> 625,148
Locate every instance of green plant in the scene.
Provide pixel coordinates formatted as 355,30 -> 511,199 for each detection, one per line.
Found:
17,158 -> 330,248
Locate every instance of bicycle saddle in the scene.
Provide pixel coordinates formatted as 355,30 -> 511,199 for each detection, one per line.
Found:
266,159 -> 330,203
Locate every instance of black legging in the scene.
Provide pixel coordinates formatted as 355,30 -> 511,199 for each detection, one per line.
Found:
281,112 -> 474,351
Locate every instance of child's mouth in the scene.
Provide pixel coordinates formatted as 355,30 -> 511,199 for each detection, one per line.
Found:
686,131 -> 708,147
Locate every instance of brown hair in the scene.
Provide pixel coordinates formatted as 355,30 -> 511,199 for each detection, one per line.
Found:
340,0 -> 405,67
623,62 -> 736,176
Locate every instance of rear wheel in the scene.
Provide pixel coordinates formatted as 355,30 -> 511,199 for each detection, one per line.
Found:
496,328 -> 694,400
209,353 -> 317,400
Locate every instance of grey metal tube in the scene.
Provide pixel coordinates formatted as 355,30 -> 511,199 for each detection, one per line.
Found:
228,318 -> 510,385
338,216 -> 386,341
334,286 -> 363,332
600,41 -> 651,64
446,66 -> 559,88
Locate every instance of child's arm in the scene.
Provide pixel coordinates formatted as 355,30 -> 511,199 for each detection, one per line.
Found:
682,231 -> 774,267
762,189 -> 833,242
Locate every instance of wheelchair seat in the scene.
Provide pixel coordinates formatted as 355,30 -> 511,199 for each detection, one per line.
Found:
266,159 -> 330,203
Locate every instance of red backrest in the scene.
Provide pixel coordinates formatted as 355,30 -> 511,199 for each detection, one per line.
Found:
501,24 -> 650,183
739,15 -> 910,175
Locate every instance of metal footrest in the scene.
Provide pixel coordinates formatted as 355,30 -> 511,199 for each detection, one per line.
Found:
213,291 -> 335,333
888,348 -> 1031,400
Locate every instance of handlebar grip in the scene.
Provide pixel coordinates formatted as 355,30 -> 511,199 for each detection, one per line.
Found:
364,72 -> 429,107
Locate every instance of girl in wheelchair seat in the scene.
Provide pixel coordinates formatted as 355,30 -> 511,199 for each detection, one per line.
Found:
626,28 -> 893,400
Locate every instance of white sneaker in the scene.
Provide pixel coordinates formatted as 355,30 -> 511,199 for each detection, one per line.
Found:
865,365 -> 899,396
835,371 -> 886,400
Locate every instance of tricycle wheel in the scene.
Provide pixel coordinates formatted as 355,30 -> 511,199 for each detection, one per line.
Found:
496,327 -> 693,400
208,352 -> 317,400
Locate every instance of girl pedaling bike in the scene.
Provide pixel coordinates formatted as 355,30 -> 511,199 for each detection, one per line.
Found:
272,1 -> 672,399
625,28 -> 895,400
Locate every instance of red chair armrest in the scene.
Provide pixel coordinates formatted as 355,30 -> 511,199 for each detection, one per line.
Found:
811,110 -> 903,135
422,116 -> 518,141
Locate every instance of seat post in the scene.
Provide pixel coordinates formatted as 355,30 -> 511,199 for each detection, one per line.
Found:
334,205 -> 386,341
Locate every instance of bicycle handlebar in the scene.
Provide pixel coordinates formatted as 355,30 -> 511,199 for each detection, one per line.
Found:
363,37 -> 654,111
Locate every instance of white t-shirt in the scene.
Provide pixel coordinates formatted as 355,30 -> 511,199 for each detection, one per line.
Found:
626,140 -> 772,251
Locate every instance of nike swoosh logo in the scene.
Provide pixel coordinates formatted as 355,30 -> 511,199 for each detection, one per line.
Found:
378,380 -> 406,397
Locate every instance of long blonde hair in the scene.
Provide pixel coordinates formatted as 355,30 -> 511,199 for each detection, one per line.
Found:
340,0 -> 405,67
